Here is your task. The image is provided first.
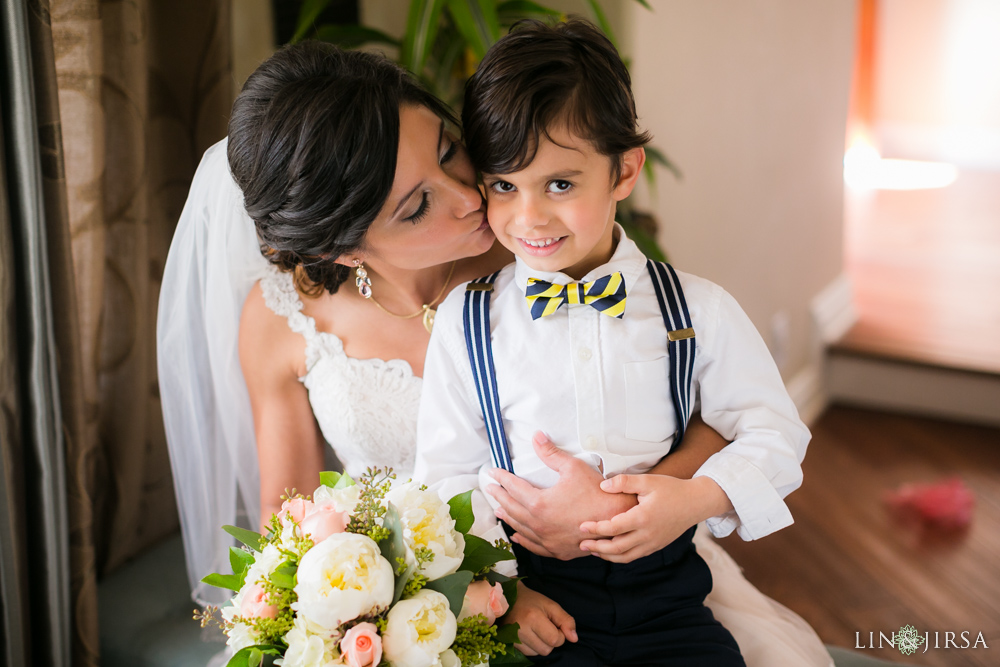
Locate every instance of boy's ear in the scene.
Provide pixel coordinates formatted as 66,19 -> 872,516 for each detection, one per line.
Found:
612,147 -> 646,201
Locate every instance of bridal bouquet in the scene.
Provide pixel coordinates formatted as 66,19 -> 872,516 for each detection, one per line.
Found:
198,469 -> 527,667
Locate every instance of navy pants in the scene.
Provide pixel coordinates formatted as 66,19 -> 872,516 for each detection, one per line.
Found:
512,526 -> 745,667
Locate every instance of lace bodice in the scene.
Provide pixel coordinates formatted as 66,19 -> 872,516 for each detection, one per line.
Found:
259,267 -> 421,477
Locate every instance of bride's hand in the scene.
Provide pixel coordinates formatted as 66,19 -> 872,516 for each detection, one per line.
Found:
488,432 -> 637,560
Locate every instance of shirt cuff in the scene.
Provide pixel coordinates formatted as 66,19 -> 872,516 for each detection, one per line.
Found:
694,451 -> 794,540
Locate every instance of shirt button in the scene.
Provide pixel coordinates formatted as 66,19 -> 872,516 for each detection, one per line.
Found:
585,435 -> 599,449
577,347 -> 592,361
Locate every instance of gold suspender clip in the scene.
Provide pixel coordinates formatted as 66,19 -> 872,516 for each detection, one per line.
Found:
667,327 -> 695,342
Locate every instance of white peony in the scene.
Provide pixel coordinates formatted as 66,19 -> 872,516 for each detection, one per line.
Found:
385,482 -> 465,581
313,483 -> 362,515
292,532 -> 394,630
382,589 -> 458,667
277,615 -> 340,667
245,542 -> 284,588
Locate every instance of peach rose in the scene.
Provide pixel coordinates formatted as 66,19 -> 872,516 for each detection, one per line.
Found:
280,497 -> 312,527
458,580 -> 509,625
301,503 -> 350,544
340,622 -> 382,667
239,582 -> 278,619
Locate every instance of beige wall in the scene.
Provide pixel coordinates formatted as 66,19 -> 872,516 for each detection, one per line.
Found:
623,2 -> 856,381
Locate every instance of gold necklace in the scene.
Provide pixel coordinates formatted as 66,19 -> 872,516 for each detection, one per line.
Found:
368,261 -> 457,333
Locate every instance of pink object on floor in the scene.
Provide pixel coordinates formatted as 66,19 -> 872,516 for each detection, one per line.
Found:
883,476 -> 975,530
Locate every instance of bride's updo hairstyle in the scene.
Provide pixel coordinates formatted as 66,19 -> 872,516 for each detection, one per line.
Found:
228,42 -> 457,295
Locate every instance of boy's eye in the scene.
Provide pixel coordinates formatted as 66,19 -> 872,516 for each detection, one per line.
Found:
548,180 -> 573,193
490,181 -> 516,194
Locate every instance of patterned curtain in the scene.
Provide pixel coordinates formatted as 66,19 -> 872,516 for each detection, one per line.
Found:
1,1 -> 231,665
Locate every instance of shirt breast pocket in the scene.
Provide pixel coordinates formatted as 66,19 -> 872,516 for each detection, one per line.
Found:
624,357 -> 675,443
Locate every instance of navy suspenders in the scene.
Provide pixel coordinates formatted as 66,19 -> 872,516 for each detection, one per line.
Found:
462,271 -> 514,472
462,261 -> 696,475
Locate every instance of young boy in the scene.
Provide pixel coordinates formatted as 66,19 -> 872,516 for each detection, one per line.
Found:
414,19 -> 808,666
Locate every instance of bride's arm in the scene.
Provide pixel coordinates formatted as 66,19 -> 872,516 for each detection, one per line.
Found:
240,283 -> 326,530
489,414 -> 728,559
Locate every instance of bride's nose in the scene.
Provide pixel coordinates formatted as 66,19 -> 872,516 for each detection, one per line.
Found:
447,176 -> 484,218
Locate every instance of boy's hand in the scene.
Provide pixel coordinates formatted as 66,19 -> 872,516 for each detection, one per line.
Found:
489,432 -> 637,560
579,475 -> 732,563
503,582 -> 578,656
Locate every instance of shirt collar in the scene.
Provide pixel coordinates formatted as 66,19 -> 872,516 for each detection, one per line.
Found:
514,223 -> 647,295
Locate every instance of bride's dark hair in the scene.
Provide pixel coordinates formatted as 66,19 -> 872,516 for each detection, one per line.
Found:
228,41 -> 457,295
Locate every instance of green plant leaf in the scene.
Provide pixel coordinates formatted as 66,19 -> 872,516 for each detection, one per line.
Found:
494,622 -> 521,644
631,0 -> 652,11
319,470 -> 342,488
335,472 -> 356,489
313,24 -> 401,49
226,645 -> 284,667
490,642 -> 531,666
402,0 -> 447,75
291,0 -> 334,44
201,572 -> 242,592
619,215 -> 666,263
229,546 -> 255,581
378,503 -> 414,604
223,525 -> 264,552
446,0 -> 501,59
584,0 -> 617,47
447,490 -> 475,534
460,534 -> 515,574
497,0 -> 562,22
424,570 -> 474,615
270,564 -> 297,590
644,145 -> 682,181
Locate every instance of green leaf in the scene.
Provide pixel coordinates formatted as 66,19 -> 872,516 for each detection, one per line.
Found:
620,215 -> 667,263
584,0 -> 617,47
631,0 -> 652,11
378,503 -> 413,604
334,472 -> 356,489
313,24 -> 401,49
270,564 -> 297,590
447,490 -> 475,534
424,570 -> 473,615
497,0 -> 562,22
226,645 -> 284,667
645,145 -> 682,181
229,546 -> 255,585
318,470 -> 341,488
291,0 -> 334,44
491,643 -> 531,666
494,622 -> 521,644
446,0 -> 501,59
460,534 -> 515,574
201,572 -> 242,592
223,525 -> 264,552
401,0 -> 447,75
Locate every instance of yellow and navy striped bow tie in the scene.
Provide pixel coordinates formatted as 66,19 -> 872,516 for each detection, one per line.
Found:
525,272 -> 627,320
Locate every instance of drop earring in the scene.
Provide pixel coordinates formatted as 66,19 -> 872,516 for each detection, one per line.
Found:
354,259 -> 372,299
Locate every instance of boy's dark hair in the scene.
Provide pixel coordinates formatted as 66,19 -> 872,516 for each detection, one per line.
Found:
462,18 -> 650,183
228,41 -> 457,295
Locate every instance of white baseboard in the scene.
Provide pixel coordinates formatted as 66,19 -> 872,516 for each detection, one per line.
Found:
810,273 -> 857,344
828,354 -> 1000,427
786,361 -> 827,427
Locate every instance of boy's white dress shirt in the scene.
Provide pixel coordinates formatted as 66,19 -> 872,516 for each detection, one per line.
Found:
414,226 -> 809,552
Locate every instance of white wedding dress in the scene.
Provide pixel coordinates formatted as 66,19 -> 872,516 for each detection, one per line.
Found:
159,140 -> 833,667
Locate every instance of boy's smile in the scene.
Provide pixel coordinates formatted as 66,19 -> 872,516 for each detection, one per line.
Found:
482,123 -> 644,280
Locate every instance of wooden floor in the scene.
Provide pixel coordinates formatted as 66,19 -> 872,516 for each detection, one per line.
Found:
841,169 -> 1000,374
719,405 -> 1000,667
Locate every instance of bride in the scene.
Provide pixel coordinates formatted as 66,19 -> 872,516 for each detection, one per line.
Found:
158,41 -> 832,665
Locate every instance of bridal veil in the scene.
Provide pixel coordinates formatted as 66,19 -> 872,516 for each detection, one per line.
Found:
157,138 -> 268,605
